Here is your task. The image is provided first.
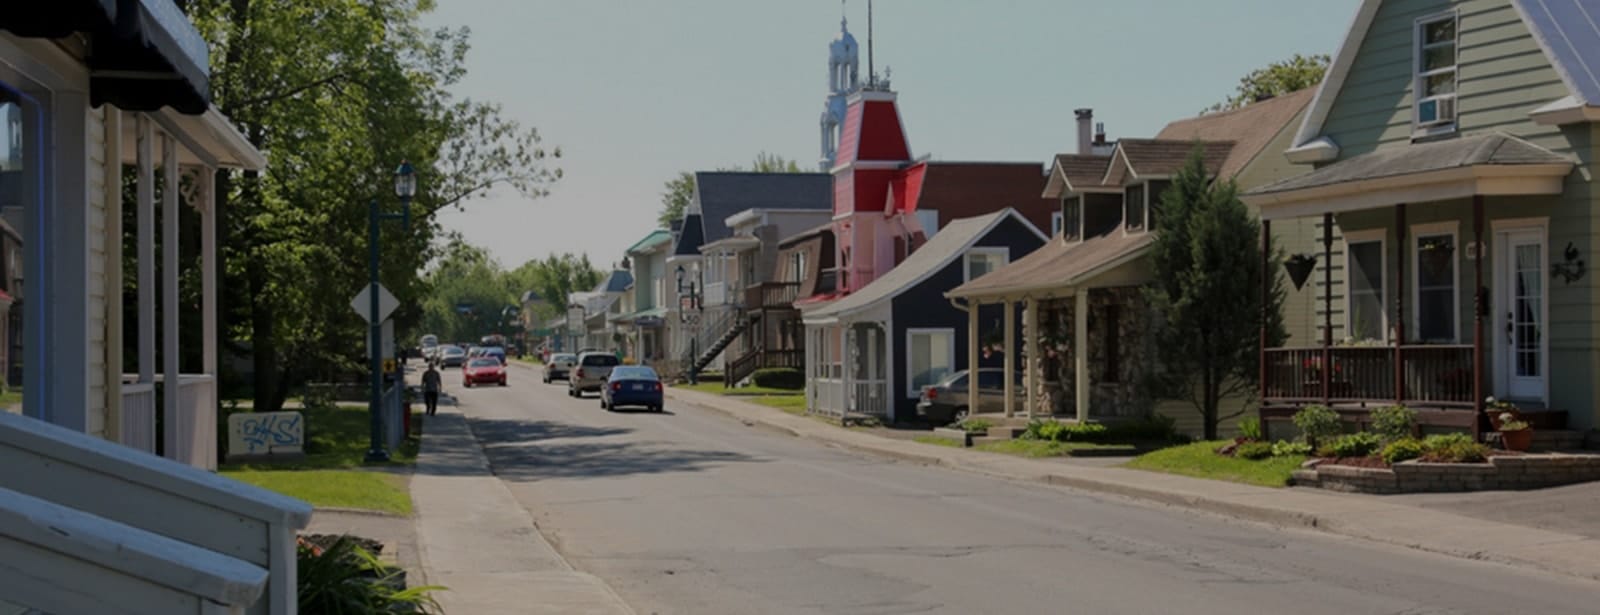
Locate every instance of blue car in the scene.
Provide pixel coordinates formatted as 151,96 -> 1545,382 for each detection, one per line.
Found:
600,366 -> 663,412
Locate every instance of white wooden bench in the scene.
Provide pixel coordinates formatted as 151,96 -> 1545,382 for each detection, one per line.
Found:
0,411 -> 313,614
0,486 -> 267,614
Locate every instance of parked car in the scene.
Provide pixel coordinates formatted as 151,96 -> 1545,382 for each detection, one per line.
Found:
462,357 -> 507,387
420,334 -> 440,360
601,366 -> 663,412
481,346 -> 507,365
543,353 -> 577,382
915,368 -> 1025,425
568,352 -> 621,397
438,345 -> 467,368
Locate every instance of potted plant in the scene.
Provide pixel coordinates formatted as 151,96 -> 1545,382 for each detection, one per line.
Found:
1418,237 -> 1455,279
1283,253 -> 1318,291
1489,397 -> 1534,451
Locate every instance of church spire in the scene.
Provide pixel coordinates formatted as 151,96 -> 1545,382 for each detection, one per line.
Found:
820,3 -> 861,170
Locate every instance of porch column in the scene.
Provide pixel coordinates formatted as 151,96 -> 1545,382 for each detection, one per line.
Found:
1003,299 -> 1016,418
1074,289 -> 1089,423
1259,220 -> 1269,404
103,108 -> 124,439
201,167 -> 218,377
38,90 -> 94,430
967,299 -> 979,420
842,323 -> 854,418
866,323 -> 877,414
1395,203 -> 1406,403
136,116 -> 156,387
161,133 -> 181,461
1472,195 -> 1485,440
1025,297 -> 1039,420
1322,212 -> 1333,404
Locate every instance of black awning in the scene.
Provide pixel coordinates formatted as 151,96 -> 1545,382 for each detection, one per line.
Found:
89,0 -> 211,114
0,0 -> 118,39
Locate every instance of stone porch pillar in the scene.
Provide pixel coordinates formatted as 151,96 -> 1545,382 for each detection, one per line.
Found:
1075,289 -> 1089,423
1025,297 -> 1039,420
1003,299 -> 1015,418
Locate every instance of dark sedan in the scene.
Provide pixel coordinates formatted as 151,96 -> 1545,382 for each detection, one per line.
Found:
600,366 -> 663,412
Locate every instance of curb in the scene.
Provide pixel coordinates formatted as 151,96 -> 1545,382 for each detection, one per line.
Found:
314,506 -> 407,518
666,388 -> 1600,585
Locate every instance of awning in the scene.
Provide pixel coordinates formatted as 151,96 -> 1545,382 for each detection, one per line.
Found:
90,0 -> 213,114
0,0 -> 118,38
611,307 -> 668,326
1243,133 -> 1575,220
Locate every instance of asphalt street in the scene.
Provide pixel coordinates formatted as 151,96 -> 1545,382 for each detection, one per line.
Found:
443,362 -> 1600,615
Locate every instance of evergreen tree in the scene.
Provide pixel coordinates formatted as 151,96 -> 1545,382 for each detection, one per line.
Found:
1144,146 -> 1286,439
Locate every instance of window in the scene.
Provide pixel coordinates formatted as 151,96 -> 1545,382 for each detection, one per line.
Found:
964,248 -> 1009,282
1124,184 -> 1145,232
1102,305 -> 1121,383
1051,211 -> 1063,237
1414,12 -> 1458,134
1413,226 -> 1458,342
792,251 -> 807,283
916,210 -> 939,238
1346,234 -> 1387,341
1061,196 -> 1081,241
1146,180 -> 1172,231
907,329 -> 955,397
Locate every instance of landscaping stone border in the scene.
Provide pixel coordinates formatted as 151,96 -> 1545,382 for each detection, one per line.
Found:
1293,453 -> 1600,494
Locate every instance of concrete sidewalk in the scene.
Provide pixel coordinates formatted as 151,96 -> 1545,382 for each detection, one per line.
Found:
667,387 -> 1600,584
410,405 -> 634,614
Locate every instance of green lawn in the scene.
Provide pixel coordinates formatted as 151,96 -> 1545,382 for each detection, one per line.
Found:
975,439 -> 1126,458
676,381 -> 803,396
219,404 -> 423,513
747,394 -> 806,415
1123,441 -> 1306,487
0,388 -> 21,410
914,435 -> 962,448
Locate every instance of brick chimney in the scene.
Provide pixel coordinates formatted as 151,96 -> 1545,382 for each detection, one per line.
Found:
1074,108 -> 1093,155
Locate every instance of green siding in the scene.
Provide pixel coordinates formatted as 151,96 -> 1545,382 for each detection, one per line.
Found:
1285,0 -> 1600,429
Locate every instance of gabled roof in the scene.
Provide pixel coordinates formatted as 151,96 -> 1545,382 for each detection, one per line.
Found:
779,222 -> 834,249
1296,0 -> 1600,153
802,209 -> 1045,321
626,229 -> 673,256
1105,139 -> 1234,184
1042,154 -> 1115,198
593,270 -> 634,294
886,162 -> 929,215
946,229 -> 1153,300
677,172 -> 831,254
1155,87 -> 1315,178
671,213 -> 706,257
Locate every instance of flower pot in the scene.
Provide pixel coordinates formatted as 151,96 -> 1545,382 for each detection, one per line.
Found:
1500,429 -> 1534,451
1284,255 -> 1318,291
1418,242 -> 1455,279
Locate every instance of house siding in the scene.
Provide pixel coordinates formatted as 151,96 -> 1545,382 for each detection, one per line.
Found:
888,216 -> 1042,420
1307,0 -> 1600,429
85,106 -> 108,438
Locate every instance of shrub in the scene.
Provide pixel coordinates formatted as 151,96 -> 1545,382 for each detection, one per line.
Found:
1235,441 -> 1274,460
1023,420 -> 1108,442
1237,417 -> 1263,441
750,367 -> 804,390
1328,432 -> 1383,457
1370,405 -> 1417,441
1420,433 -> 1490,463
1270,440 -> 1313,457
1292,405 -> 1341,446
299,534 -> 442,614
957,419 -> 993,434
1381,438 -> 1424,464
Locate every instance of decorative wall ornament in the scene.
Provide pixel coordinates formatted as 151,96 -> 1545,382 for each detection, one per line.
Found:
1552,241 -> 1585,284
1284,253 -> 1318,290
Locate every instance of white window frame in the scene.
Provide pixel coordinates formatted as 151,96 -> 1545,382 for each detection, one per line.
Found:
904,328 -> 955,398
963,247 -> 1010,283
1344,229 -> 1388,342
1410,221 -> 1460,343
1413,11 -> 1459,138
1051,210 -> 1063,237
1061,195 -> 1082,241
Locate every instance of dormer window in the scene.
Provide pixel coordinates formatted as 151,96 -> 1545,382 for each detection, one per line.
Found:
1124,184 -> 1146,232
1414,12 -> 1458,137
1146,180 -> 1172,231
1061,196 -> 1081,241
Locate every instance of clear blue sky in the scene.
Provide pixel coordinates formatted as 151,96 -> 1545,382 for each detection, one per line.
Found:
423,0 -> 1361,271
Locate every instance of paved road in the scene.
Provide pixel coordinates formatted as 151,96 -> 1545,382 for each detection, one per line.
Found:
447,363 -> 1600,614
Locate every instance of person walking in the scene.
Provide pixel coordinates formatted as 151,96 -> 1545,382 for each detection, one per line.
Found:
421,363 -> 442,416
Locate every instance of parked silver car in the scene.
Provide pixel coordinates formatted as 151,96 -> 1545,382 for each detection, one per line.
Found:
543,353 -> 577,383
915,368 -> 1024,425
568,352 -> 621,397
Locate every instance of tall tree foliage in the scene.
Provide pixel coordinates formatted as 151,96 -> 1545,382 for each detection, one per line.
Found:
656,152 -> 804,226
420,247 -> 602,343
1206,53 -> 1329,113
188,0 -> 560,411
1144,147 -> 1285,440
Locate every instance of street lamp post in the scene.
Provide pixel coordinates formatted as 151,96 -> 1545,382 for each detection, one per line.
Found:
366,161 -> 417,463
676,265 -> 703,384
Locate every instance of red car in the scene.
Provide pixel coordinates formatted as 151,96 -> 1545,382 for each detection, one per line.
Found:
462,357 -> 507,387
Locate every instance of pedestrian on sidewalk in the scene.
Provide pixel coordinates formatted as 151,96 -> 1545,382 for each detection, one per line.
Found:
422,363 -> 442,416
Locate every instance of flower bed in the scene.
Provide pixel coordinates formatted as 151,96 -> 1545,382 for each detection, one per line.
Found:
1293,453 -> 1600,494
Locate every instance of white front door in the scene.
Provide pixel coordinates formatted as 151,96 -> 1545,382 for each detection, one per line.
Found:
1495,227 -> 1547,401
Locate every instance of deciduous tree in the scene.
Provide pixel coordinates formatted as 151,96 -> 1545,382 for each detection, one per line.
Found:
1206,53 -> 1329,113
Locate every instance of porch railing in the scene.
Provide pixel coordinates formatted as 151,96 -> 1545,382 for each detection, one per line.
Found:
1263,345 -> 1474,406
170,375 -> 218,470
745,281 -> 800,310
849,379 -> 889,418
118,382 -> 158,455
704,281 -> 728,307
812,377 -> 844,418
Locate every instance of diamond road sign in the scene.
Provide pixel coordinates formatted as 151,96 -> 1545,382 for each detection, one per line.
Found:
352,284 -> 399,323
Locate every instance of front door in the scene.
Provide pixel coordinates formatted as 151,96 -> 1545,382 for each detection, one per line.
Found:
1495,227 -> 1547,401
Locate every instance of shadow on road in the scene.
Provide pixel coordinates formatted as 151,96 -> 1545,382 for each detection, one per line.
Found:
464,416 -> 765,482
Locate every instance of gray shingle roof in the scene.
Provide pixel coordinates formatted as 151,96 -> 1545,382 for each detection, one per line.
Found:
1515,0 -> 1600,106
802,209 -> 1035,320
690,172 -> 832,244
1247,133 -> 1574,196
593,270 -> 634,294
947,230 -> 1153,299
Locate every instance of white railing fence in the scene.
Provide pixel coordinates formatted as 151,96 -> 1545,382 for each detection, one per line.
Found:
119,382 -> 158,455
169,374 -> 218,471
704,281 -> 728,307
850,380 -> 889,418
812,378 -> 844,418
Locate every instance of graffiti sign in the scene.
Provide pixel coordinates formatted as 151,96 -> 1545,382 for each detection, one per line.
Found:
227,411 -> 305,458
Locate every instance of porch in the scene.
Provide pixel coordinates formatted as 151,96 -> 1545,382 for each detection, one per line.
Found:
805,320 -> 891,422
1244,132 -> 1579,439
